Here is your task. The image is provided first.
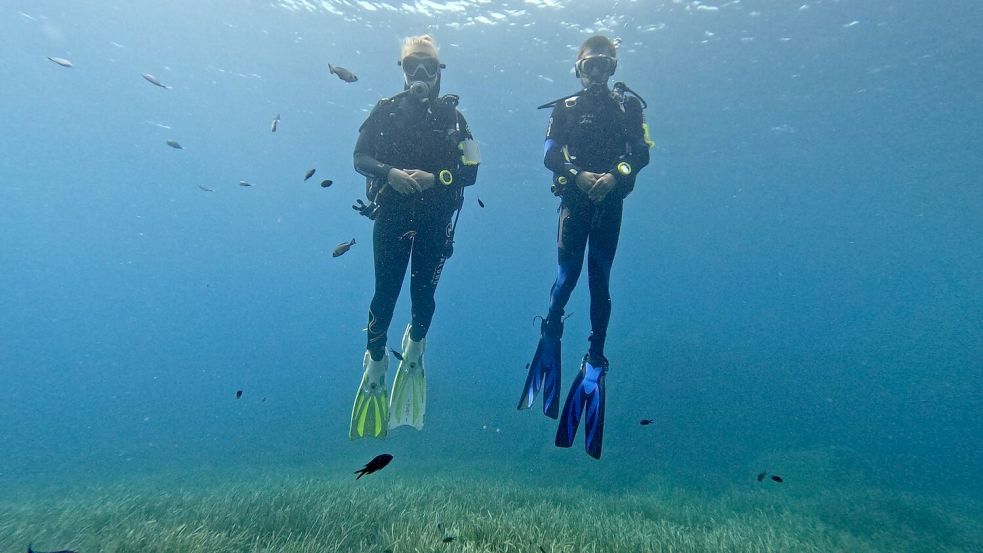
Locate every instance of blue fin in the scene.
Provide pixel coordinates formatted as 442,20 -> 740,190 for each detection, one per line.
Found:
555,354 -> 607,459
517,333 -> 561,418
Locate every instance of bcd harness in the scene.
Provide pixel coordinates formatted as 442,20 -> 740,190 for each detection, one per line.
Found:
352,92 -> 480,259
539,82 -> 654,196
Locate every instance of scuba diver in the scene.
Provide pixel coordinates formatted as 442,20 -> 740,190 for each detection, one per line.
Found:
517,35 -> 653,459
349,35 -> 480,440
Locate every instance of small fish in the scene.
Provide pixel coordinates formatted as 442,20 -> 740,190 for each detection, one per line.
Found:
400,231 -> 417,241
141,73 -> 170,89
525,363 -> 530,370
477,198 -> 485,208
235,390 -> 243,399
770,475 -> 784,483
354,453 -> 393,479
442,536 -> 456,543
271,113 -> 280,133
197,185 -> 214,192
390,348 -> 404,361
304,168 -> 316,181
332,238 -> 356,258
239,180 -> 253,187
28,545 -> 78,553
539,547 -> 547,553
639,419 -> 654,426
756,472 -> 766,482
166,140 -> 183,150
320,179 -> 333,188
46,57 -> 73,68
328,64 -> 358,83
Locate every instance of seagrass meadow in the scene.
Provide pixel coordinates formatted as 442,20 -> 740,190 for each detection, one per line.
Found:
3,464 -> 981,552
2,1 -> 981,552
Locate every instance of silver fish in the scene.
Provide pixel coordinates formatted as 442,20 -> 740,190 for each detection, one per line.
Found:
328,64 -> 358,83
271,113 -> 280,133
47,57 -> 73,68
332,238 -> 356,258
239,180 -> 253,187
142,73 -> 169,89
304,168 -> 316,181
166,140 -> 183,149
197,185 -> 214,192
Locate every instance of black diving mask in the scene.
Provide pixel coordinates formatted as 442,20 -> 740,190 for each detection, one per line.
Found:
399,54 -> 443,101
400,54 -> 444,81
575,54 -> 617,81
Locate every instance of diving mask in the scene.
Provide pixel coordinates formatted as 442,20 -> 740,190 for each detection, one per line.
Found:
575,54 -> 617,81
400,54 -> 444,81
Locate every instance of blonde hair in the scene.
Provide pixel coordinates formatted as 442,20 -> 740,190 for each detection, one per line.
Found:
401,34 -> 439,61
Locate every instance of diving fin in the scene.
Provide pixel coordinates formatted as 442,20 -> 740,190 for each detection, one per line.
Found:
555,353 -> 607,459
389,324 -> 426,430
517,318 -> 563,419
349,350 -> 389,440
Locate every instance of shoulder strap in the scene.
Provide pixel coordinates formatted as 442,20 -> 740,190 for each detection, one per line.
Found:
358,97 -> 399,132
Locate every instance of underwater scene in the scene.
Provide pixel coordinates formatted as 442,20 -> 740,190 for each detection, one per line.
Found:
1,1 -> 981,551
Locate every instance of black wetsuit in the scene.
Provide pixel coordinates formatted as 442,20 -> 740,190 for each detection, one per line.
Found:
353,94 -> 477,359
541,86 -> 650,359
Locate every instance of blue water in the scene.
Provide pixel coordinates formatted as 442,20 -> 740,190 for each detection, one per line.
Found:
1,0 -> 981,539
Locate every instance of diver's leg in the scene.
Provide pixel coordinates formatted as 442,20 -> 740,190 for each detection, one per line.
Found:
366,206 -> 412,360
519,196 -> 591,418
407,205 -> 453,341
546,195 -> 591,325
389,204 -> 451,430
585,198 -> 624,360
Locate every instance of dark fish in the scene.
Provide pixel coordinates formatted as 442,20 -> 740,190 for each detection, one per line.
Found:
442,536 -> 456,543
320,179 -> 333,188
166,140 -> 183,150
756,472 -> 766,482
332,238 -> 356,258
28,545 -> 78,553
235,390 -> 243,399
477,198 -> 485,208
141,73 -> 169,89
770,475 -> 784,483
354,453 -> 393,479
261,397 -> 267,402
46,57 -> 73,68
271,113 -> 280,133
540,547 -> 547,553
526,363 -> 530,370
328,64 -> 358,83
197,185 -> 214,192
639,419 -> 654,426
304,168 -> 316,181
390,348 -> 404,361
239,180 -> 253,187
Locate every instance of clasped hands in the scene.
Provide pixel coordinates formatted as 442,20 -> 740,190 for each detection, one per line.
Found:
387,168 -> 436,195
576,171 -> 617,203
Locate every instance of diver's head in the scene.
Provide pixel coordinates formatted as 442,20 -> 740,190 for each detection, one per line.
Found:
575,35 -> 617,92
399,34 -> 444,102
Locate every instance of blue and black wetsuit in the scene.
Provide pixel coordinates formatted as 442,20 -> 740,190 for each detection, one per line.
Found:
353,95 -> 477,360
541,87 -> 650,359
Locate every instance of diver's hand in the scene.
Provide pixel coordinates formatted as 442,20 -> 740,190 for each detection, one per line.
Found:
589,173 -> 617,203
406,169 -> 436,191
576,171 -> 600,194
388,168 -> 422,195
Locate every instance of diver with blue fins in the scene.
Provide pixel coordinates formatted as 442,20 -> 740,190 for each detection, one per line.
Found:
349,35 -> 480,440
518,35 -> 653,459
